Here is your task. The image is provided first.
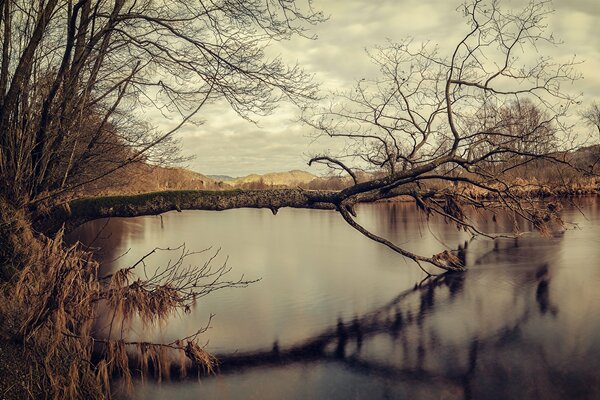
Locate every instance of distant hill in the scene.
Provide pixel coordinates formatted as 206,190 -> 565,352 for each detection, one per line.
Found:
150,166 -> 219,190
80,164 -> 222,195
230,170 -> 318,188
80,146 -> 600,197
81,166 -> 331,195
207,174 -> 237,182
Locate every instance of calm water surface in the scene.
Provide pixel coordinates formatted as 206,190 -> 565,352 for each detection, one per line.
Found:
71,198 -> 600,400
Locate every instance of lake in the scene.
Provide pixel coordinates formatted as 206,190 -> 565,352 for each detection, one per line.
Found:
70,197 -> 600,400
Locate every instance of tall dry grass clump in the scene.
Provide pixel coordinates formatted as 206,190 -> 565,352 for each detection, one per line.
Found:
1,217 -> 246,399
0,199 -> 39,281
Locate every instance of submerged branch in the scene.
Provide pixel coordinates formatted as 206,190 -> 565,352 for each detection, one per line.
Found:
338,202 -> 465,271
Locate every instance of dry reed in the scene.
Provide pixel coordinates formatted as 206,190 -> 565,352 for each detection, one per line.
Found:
2,219 -> 250,399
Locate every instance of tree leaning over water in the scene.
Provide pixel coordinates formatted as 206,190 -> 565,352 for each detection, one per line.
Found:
61,0 -> 586,273
302,0 -> 583,271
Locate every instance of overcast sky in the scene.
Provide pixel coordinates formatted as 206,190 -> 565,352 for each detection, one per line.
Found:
162,0 -> 600,177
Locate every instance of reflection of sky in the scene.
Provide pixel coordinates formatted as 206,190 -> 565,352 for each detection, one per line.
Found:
74,207 -> 428,351
74,200 -> 600,399
151,0 -> 600,176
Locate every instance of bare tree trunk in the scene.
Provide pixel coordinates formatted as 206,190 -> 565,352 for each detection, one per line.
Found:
46,189 -> 338,231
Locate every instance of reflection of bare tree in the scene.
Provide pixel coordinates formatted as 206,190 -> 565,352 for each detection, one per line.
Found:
535,264 -> 558,317
116,235 -> 570,400
120,273 -> 462,383
138,275 -> 471,399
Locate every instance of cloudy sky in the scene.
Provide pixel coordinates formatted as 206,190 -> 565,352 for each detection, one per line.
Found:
163,0 -> 600,177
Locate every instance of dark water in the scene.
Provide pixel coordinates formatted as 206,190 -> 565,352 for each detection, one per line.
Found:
70,197 -> 600,400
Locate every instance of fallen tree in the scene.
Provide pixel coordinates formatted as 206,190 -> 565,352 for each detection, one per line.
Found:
42,0 -> 577,283
47,186 -> 468,272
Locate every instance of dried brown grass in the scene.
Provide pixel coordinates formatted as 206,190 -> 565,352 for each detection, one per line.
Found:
1,213 -> 238,399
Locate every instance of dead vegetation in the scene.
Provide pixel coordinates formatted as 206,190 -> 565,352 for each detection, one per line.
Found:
0,209 -> 251,399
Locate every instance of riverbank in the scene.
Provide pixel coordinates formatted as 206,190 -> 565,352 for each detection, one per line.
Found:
0,311 -> 44,399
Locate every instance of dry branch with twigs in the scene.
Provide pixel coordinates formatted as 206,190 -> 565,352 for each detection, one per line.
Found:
4,225 -> 253,399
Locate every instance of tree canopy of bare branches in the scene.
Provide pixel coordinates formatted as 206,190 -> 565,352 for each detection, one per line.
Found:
0,0 -> 324,205
302,0 -> 581,272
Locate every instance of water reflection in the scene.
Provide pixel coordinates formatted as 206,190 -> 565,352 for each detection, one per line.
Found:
210,273 -> 469,373
69,197 -> 600,400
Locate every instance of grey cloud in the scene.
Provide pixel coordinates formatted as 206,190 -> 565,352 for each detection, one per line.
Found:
151,0 -> 600,175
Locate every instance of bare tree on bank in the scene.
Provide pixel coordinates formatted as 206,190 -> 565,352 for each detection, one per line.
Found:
582,102 -> 600,138
0,1 -> 324,398
0,0 -> 323,205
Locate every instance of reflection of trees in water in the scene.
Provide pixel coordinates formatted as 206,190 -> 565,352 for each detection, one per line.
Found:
67,218 -> 119,259
535,264 -> 558,316
78,208 -> 597,398
167,237 -> 578,399
183,273 -> 467,377
66,217 -> 147,269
